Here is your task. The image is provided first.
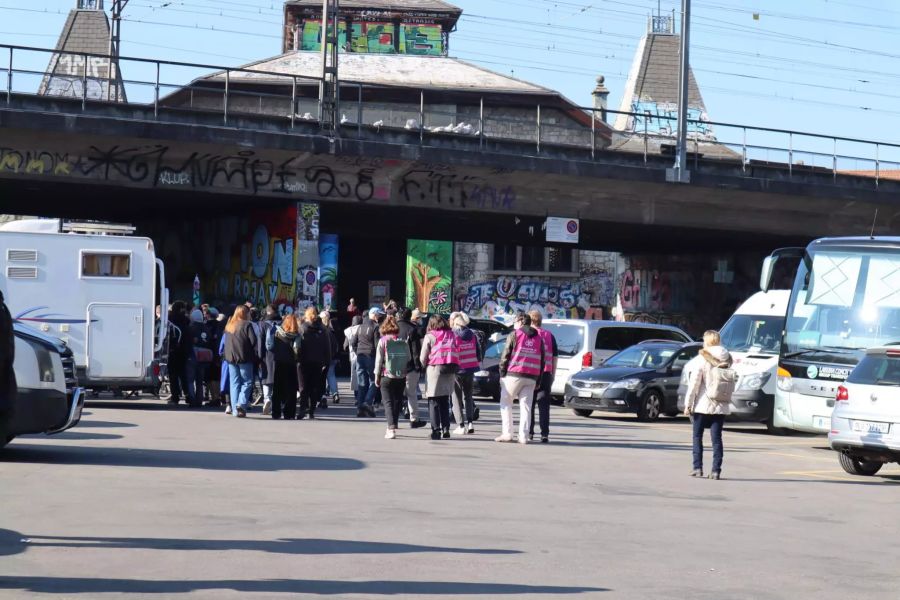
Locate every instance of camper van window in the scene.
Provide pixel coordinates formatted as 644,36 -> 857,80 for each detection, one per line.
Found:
81,252 -> 131,278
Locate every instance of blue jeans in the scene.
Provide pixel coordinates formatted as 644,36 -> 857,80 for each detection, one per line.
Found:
228,362 -> 254,415
692,413 -> 725,473
326,359 -> 338,396
355,354 -> 376,408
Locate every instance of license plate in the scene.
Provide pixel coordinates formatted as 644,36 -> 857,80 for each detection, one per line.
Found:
576,390 -> 593,398
852,420 -> 890,434
812,415 -> 831,430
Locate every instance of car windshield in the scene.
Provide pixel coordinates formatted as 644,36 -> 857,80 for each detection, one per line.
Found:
605,345 -> 676,369
543,323 -> 584,357
720,314 -> 784,354
847,354 -> 900,386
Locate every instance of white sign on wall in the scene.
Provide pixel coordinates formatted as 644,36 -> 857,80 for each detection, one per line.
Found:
546,217 -> 580,244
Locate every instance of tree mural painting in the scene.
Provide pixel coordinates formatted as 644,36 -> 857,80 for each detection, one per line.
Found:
406,240 -> 453,314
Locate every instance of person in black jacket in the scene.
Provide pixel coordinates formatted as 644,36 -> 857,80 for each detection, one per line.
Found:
351,307 -> 383,417
258,305 -> 280,415
167,301 -> 197,407
268,313 -> 303,420
397,307 -> 426,428
298,306 -> 334,420
223,305 -> 258,418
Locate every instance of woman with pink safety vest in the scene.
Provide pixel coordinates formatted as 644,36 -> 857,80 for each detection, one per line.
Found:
527,310 -> 559,443
450,312 -> 483,436
496,312 -> 545,444
419,314 -> 459,440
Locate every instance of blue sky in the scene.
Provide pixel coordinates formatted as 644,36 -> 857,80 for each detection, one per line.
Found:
2,0 -> 900,165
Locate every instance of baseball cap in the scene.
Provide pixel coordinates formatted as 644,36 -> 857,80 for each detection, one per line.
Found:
369,306 -> 386,317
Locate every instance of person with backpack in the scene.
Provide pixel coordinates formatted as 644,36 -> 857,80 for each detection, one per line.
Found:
497,312 -> 545,444
419,314 -> 459,440
190,308 -> 214,405
396,308 -> 427,429
298,306 -> 334,420
683,330 -> 736,480
267,313 -> 303,420
374,315 -> 410,439
320,311 -> 340,408
450,312 -> 482,436
258,305 -> 280,415
350,307 -> 382,418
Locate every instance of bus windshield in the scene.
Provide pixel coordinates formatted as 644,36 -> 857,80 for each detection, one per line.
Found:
720,314 -> 783,354
784,248 -> 900,364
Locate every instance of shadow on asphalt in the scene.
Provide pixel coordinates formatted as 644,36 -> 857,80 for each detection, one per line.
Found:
17,432 -> 124,442
0,576 -> 608,595
0,445 -> 365,472
74,420 -> 138,429
0,531 -> 521,556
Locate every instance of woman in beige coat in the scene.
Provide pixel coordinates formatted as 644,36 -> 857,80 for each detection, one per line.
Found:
684,330 -> 733,480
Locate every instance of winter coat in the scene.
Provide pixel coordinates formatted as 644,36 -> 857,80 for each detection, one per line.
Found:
344,324 -> 360,363
352,318 -> 380,357
224,320 -> 258,365
420,330 -> 457,397
685,345 -> 733,416
272,327 -> 302,365
397,318 -> 423,372
258,318 -> 279,385
299,319 -> 334,366
498,325 -> 545,381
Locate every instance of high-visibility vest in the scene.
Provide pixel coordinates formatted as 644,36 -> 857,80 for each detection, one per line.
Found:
536,327 -> 555,374
428,329 -> 459,366
456,330 -> 480,371
508,329 -> 542,377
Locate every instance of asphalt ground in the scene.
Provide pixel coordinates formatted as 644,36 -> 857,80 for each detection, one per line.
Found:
2,381 -> 900,600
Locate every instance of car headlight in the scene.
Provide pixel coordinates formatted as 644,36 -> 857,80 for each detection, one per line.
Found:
610,378 -> 641,391
738,371 -> 771,391
474,370 -> 490,377
40,365 -> 55,383
776,367 -> 792,392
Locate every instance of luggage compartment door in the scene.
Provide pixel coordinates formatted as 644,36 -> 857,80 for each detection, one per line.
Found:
86,303 -> 144,379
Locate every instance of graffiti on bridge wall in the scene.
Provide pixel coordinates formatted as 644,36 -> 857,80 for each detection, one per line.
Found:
619,268 -> 695,314
0,145 -> 517,213
457,273 -> 614,320
627,101 -> 714,140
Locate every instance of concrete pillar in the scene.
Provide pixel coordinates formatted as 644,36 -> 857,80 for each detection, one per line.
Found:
592,75 -> 610,123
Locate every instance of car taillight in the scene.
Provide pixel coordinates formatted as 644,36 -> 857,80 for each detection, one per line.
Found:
153,363 -> 161,377
582,352 -> 593,368
836,385 -> 849,402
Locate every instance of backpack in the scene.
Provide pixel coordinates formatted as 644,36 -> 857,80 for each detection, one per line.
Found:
384,338 -> 411,378
706,364 -> 738,403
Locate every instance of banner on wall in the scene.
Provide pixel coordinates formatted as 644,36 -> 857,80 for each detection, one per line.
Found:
406,239 -> 453,314
213,206 -> 298,310
319,234 -> 339,311
296,202 -> 320,307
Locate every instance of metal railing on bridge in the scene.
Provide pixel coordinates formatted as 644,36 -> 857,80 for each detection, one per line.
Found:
3,42 -> 900,188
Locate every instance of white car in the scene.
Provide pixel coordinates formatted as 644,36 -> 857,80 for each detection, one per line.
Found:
829,346 -> 900,476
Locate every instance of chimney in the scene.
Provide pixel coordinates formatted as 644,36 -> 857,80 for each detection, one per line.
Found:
592,75 -> 610,123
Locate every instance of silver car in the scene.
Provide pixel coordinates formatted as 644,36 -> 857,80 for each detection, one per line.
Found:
829,346 -> 900,476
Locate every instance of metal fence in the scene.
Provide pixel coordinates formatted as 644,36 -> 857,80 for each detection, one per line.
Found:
3,43 -> 900,187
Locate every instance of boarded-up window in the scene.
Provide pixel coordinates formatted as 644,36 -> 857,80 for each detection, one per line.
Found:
82,252 -> 131,278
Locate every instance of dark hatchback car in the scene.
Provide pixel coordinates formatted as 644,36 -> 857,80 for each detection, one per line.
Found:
473,339 -> 504,402
564,341 -> 701,421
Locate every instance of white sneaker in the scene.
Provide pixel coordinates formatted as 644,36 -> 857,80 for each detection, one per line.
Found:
225,405 -> 232,415
494,434 -> 514,443
262,400 -> 272,416
518,436 -> 529,445
385,428 -> 396,440
452,426 -> 466,436
466,423 -> 475,434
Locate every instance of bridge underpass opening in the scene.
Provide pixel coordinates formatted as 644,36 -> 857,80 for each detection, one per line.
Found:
1,179 -> 810,335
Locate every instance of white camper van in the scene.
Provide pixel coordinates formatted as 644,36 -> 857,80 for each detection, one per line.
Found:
678,290 -> 789,429
0,219 -> 168,393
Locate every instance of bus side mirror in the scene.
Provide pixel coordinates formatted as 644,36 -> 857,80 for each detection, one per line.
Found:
760,256 -> 776,292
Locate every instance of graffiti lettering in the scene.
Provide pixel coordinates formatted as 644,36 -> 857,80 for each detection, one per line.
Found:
399,170 -> 516,211
619,269 -> 694,313
458,274 -> 613,320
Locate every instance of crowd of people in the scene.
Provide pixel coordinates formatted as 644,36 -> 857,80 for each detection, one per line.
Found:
161,298 -> 561,445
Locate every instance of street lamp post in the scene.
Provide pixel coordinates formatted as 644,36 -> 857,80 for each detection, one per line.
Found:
668,0 -> 691,184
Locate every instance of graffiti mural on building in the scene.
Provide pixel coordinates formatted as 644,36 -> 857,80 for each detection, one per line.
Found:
627,100 -> 714,140
406,239 -> 453,314
403,24 -> 443,54
299,20 -> 349,52
319,234 -> 339,311
399,169 -> 516,210
619,269 -> 695,314
457,273 -> 614,320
